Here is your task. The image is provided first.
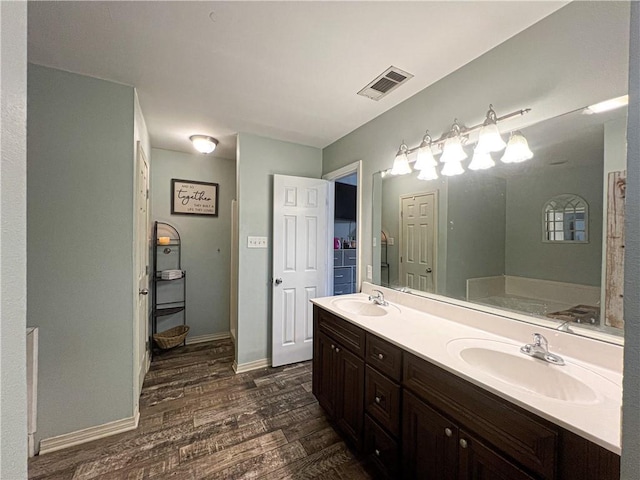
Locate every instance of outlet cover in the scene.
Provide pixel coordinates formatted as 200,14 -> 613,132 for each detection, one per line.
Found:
388,237 -> 395,246
248,236 -> 268,248
367,265 -> 373,280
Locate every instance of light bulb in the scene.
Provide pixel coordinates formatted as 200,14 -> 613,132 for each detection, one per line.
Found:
468,150 -> 495,170
501,132 -> 533,164
475,122 -> 506,153
417,166 -> 439,181
390,149 -> 412,175
414,145 -> 437,170
441,160 -> 465,176
440,136 -> 467,164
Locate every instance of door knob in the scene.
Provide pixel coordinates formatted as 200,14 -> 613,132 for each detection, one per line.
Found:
274,278 -> 283,285
139,288 -> 149,295
459,439 -> 468,449
426,267 -> 433,273
444,428 -> 452,437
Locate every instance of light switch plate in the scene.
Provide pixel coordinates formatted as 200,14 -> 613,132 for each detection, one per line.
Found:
247,236 -> 268,248
367,265 -> 373,280
373,237 -> 377,247
388,237 -> 395,246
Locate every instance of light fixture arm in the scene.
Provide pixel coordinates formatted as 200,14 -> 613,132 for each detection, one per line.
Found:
405,107 -> 530,155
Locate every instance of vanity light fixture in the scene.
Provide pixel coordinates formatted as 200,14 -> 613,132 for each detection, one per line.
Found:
390,142 -> 412,175
388,105 -> 531,179
189,135 -> 218,154
584,95 -> 628,114
501,131 -> 534,163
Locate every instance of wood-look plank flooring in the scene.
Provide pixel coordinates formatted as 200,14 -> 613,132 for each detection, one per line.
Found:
28,339 -> 374,479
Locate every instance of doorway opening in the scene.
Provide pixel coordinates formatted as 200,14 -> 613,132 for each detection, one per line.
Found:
323,161 -> 362,296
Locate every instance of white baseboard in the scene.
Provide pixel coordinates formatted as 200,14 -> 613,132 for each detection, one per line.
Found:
39,411 -> 140,455
233,357 -> 271,374
186,332 -> 231,345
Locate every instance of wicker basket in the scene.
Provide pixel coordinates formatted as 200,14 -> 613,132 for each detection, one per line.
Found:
153,325 -> 190,349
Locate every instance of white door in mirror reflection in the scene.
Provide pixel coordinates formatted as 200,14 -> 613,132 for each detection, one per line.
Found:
400,192 -> 436,292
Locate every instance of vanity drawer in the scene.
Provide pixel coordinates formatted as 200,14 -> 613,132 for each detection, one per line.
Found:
334,267 -> 352,285
403,352 -> 558,479
366,334 -> 402,382
365,366 -> 400,437
364,413 -> 400,479
333,250 -> 343,266
344,249 -> 357,266
315,307 -> 365,358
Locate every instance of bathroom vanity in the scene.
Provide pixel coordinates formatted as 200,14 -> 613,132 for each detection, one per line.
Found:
311,284 -> 621,480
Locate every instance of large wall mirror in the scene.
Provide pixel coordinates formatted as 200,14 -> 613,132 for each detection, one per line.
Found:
372,103 -> 627,342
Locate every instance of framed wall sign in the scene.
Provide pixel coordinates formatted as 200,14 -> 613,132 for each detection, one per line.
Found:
171,179 -> 219,216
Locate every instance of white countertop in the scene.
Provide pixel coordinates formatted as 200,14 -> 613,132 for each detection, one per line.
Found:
311,289 -> 622,455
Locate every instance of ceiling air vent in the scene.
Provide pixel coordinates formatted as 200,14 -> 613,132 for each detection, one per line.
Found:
358,66 -> 414,101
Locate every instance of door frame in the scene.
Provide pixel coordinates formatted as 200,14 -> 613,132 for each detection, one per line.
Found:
323,160 -> 363,294
133,141 -> 150,413
398,190 -> 438,292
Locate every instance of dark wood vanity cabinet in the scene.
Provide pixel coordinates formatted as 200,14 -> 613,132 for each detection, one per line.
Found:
312,306 -> 620,480
313,308 -> 365,450
403,390 -> 537,480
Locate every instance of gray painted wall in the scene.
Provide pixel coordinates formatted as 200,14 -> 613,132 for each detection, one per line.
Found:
28,65 -> 135,443
322,2 -> 630,294
446,174 -> 506,300
622,2 -> 640,475
236,133 -> 322,365
0,1 -> 28,476
505,165 -> 603,286
150,148 -> 236,338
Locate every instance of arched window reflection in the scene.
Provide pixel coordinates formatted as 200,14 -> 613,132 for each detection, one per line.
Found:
543,194 -> 589,243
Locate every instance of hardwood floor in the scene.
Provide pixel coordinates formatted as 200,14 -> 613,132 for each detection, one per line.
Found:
28,339 -> 374,479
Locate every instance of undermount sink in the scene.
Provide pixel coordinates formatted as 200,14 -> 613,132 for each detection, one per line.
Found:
331,297 -> 399,317
447,338 -> 619,404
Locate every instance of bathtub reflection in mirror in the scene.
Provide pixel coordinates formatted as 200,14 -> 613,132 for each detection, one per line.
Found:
372,104 -> 627,339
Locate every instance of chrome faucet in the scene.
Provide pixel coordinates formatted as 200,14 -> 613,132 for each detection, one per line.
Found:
368,289 -> 389,306
520,333 -> 565,365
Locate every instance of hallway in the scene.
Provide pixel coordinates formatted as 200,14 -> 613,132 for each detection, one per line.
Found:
28,340 -> 372,479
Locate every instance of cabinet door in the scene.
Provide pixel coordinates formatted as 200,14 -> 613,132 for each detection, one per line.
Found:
314,331 -> 337,418
458,430 -> 539,480
335,345 -> 365,450
402,391 -> 458,479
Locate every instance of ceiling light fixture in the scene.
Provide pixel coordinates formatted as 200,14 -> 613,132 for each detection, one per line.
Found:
584,95 -> 628,114
190,135 -> 218,154
388,104 -> 531,180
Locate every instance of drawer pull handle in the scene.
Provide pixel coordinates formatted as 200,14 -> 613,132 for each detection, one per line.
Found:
377,353 -> 385,360
459,439 -> 468,449
335,275 -> 344,278
335,347 -> 340,353
375,396 -> 381,404
374,449 -> 380,457
331,344 -> 335,350
444,428 -> 452,437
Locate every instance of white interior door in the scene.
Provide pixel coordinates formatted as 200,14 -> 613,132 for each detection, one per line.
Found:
272,174 -> 329,367
135,143 -> 150,398
400,192 -> 436,292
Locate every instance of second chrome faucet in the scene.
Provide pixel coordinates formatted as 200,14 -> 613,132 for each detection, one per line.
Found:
520,333 -> 565,365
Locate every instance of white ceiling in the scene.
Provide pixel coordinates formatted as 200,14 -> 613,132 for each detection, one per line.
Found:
27,1 -> 568,160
